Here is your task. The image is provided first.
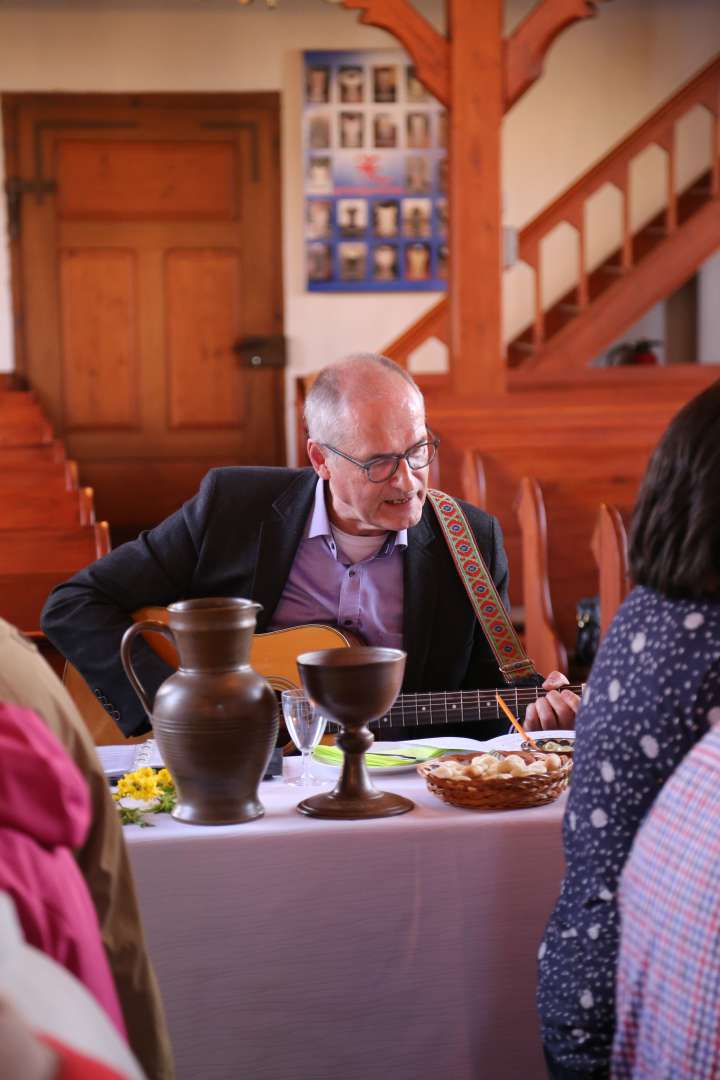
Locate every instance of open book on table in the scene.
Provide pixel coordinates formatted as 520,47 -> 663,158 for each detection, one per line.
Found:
405,731 -> 577,753
96,740 -> 163,779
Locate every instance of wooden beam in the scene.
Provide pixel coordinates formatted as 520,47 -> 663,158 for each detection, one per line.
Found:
341,0 -> 608,113
504,0 -> 606,111
340,0 -> 450,106
448,0 -> 504,397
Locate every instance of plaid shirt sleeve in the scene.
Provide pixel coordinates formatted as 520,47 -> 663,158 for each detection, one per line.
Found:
613,727 -> 720,1079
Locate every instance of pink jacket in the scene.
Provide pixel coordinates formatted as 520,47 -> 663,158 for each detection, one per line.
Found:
0,702 -> 126,1036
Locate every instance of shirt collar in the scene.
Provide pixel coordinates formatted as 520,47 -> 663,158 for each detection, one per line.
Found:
307,478 -> 408,551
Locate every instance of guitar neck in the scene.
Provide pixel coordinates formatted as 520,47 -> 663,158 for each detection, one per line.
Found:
371,684 -> 584,731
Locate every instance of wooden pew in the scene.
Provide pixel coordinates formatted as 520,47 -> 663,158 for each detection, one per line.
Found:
0,440 -> 66,465
514,477 -> 568,676
0,409 -> 54,448
0,473 -> 95,529
0,452 -> 78,488
460,448 -> 487,510
0,523 -> 110,635
591,503 -> 630,637
0,390 -> 44,417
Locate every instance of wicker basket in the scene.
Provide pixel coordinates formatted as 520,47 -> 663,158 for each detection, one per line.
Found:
417,750 -> 572,811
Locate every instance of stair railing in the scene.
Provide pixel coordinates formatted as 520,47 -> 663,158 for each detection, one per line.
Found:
518,53 -> 720,349
383,53 -> 720,371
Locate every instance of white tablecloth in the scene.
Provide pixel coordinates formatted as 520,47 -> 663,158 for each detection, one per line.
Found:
126,770 -> 565,1080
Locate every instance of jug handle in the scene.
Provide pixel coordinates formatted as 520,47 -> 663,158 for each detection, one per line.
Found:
121,620 -> 176,719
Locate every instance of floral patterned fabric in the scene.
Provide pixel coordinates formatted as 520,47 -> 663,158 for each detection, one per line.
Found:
537,586 -> 720,1075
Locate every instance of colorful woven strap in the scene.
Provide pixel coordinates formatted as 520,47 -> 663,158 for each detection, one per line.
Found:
427,488 -> 539,685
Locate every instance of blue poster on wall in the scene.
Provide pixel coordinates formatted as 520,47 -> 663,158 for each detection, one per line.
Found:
303,48 -> 448,293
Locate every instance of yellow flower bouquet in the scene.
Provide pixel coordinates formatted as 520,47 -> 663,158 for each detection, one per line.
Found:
114,766 -> 176,826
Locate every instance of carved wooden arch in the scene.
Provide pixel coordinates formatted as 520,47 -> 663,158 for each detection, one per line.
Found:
341,0 -> 609,113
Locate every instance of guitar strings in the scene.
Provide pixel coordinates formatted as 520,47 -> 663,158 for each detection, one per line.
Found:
372,684 -> 584,727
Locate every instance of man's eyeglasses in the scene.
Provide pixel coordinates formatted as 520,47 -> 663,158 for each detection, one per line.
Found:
322,430 -> 440,484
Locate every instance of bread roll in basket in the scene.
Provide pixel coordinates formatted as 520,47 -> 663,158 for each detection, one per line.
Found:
417,749 -> 572,810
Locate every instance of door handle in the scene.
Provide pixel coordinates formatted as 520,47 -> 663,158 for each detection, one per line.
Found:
232,335 -> 286,369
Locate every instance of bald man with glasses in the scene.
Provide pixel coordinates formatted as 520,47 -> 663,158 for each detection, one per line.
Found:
42,354 -> 577,740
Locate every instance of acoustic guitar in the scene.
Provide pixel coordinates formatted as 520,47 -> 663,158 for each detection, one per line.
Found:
63,609 -> 582,746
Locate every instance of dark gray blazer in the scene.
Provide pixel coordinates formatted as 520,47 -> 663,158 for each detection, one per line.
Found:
41,468 -> 511,737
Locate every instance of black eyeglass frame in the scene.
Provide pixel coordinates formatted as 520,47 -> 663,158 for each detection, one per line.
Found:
321,428 -> 440,484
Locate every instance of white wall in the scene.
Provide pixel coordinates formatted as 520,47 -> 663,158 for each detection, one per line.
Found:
0,0 -> 718,429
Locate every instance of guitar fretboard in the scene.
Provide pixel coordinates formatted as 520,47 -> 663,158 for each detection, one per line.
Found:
370,684 -> 583,729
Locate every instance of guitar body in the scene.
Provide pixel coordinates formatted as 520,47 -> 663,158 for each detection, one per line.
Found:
63,612 -> 354,745
62,609 -> 581,747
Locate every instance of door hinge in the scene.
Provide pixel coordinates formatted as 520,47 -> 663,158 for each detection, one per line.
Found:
5,176 -> 58,241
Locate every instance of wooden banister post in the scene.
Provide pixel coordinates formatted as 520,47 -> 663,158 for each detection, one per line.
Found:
712,92 -> 720,197
621,165 -> 633,270
448,0 -> 505,398
663,127 -> 678,235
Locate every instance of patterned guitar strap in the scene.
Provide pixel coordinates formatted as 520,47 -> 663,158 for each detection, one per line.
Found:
427,488 -> 540,685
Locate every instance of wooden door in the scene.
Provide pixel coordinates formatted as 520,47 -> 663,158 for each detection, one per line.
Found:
4,93 -> 285,529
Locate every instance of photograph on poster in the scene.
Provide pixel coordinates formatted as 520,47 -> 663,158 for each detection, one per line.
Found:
373,113 -> 397,148
373,200 -> 400,238
406,242 -> 432,280
337,199 -> 368,237
373,65 -> 398,102
406,112 -> 431,148
406,65 -> 429,102
339,242 -> 368,281
403,198 -> 432,238
307,242 -> 333,282
338,65 -> 364,102
307,114 -> 331,150
373,243 -> 400,281
339,111 -> 364,148
405,155 -> 432,194
436,197 -> 448,236
307,156 -> 332,193
306,65 -> 330,104
304,48 -> 448,292
306,199 -> 333,239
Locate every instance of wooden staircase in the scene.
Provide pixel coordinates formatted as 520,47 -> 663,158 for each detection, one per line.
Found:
384,53 -> 720,375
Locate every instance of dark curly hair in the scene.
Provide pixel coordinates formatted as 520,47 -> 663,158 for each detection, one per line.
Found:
629,379 -> 720,599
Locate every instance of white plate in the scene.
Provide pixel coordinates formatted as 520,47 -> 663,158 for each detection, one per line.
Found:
312,741 -> 450,775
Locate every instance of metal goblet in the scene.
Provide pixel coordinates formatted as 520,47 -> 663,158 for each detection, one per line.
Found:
295,646 -> 414,819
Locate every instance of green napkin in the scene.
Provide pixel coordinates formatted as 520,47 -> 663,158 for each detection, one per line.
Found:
312,744 -> 450,768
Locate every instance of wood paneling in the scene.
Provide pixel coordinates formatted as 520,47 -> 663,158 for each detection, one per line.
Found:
56,139 -> 237,220
60,249 -> 139,429
166,250 -> 245,429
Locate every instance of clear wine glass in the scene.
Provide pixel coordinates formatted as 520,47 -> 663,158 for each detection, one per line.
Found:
281,689 -> 328,787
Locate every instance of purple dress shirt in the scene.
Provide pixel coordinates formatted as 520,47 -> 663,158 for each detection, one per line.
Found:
269,478 -> 407,648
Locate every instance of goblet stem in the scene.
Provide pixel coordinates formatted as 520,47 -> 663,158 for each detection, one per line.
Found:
300,749 -> 313,785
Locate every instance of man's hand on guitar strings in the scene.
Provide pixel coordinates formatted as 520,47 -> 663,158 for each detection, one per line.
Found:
524,671 -> 580,731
